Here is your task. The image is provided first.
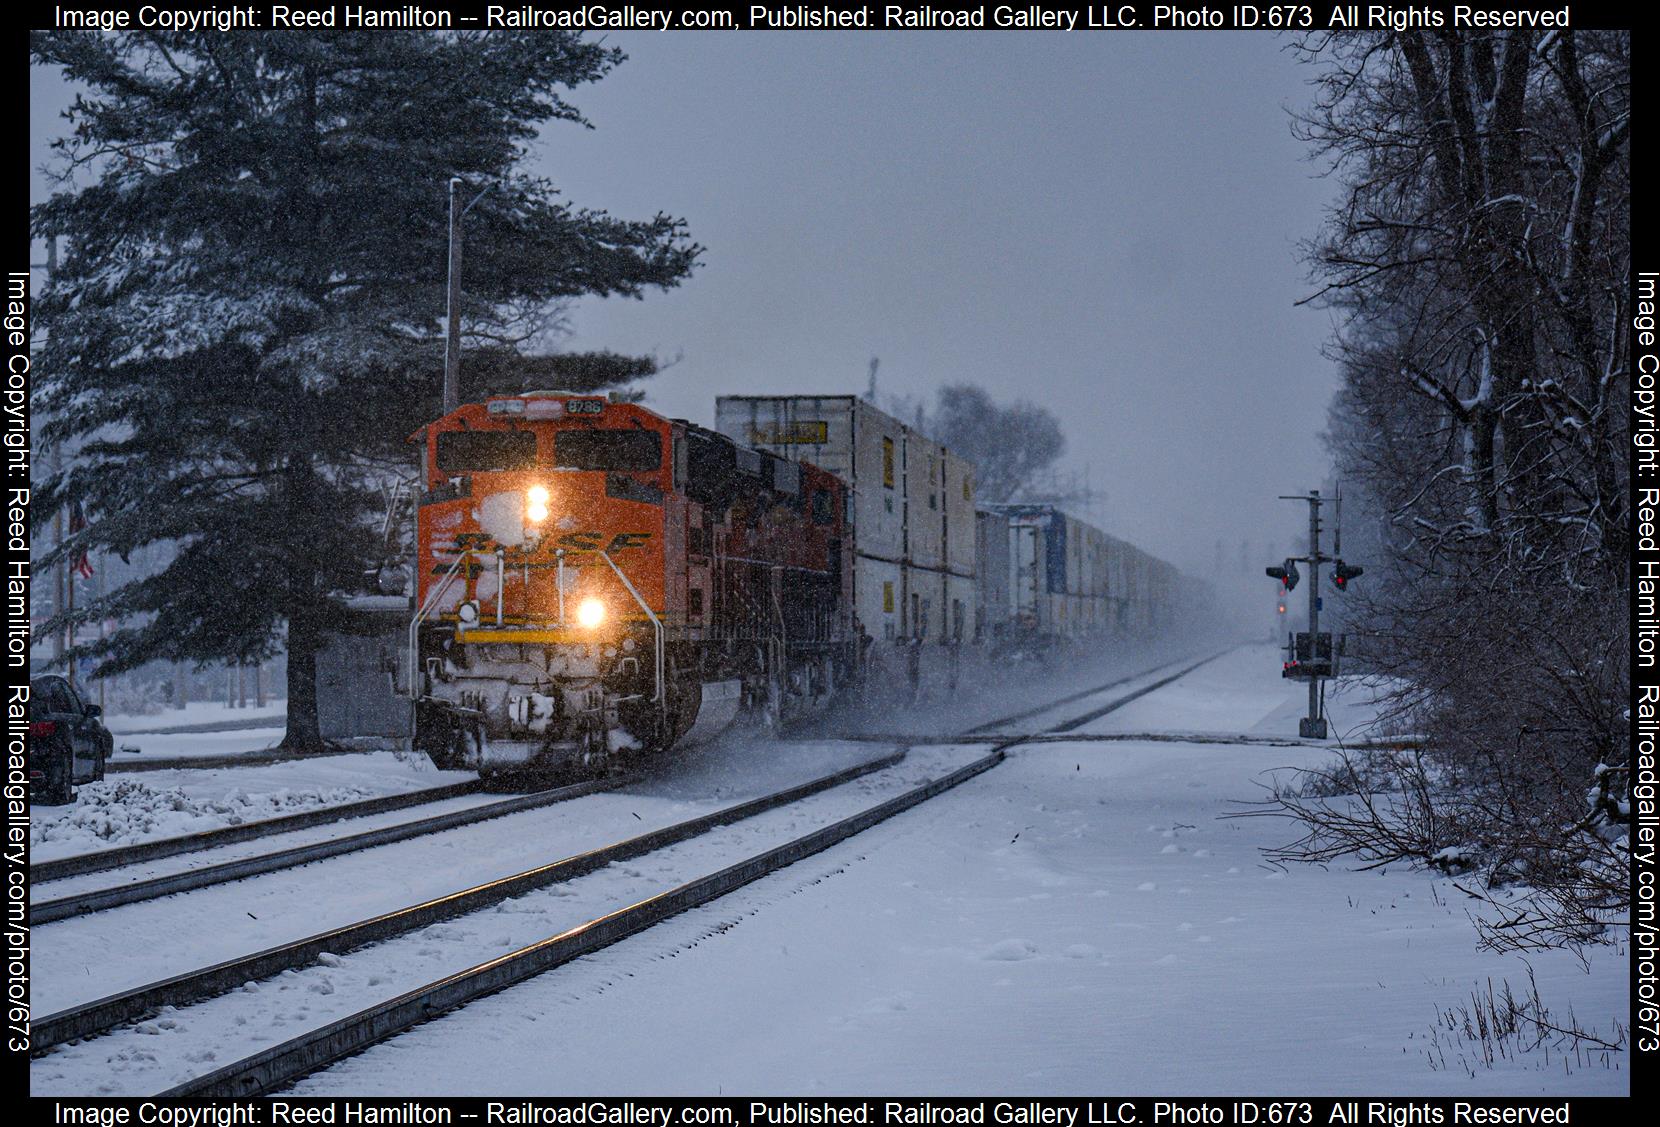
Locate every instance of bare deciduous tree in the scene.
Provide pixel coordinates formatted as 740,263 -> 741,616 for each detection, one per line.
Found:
932,384 -> 1068,503
1268,30 -> 1631,952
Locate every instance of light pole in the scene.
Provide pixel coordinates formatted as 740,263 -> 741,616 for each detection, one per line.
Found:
442,177 -> 494,414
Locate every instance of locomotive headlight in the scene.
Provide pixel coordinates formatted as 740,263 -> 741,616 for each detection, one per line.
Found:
576,597 -> 606,629
525,485 -> 550,524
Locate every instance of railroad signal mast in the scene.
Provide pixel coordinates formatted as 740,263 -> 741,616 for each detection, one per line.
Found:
1266,487 -> 1363,739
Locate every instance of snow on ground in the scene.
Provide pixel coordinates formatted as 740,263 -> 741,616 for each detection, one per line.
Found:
1067,644 -> 1287,737
32,650 -> 1628,1095
799,636 -> 1206,739
1322,675 -> 1417,743
31,744 -> 982,1096
29,739 -> 910,1020
281,649 -> 1625,1097
972,650 -> 1224,738
107,727 -> 287,761
105,699 -> 288,734
30,752 -> 473,862
31,788 -> 511,903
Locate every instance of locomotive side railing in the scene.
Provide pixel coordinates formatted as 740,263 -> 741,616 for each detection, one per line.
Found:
407,551 -> 471,699
598,549 -> 665,709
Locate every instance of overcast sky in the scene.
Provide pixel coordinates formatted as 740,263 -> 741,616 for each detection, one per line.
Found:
31,31 -> 1340,594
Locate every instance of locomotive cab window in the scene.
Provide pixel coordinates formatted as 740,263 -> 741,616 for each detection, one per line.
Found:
435,430 -> 539,473
553,430 -> 663,472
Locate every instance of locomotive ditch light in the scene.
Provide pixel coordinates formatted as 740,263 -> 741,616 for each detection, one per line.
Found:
526,484 -> 550,524
577,597 -> 606,629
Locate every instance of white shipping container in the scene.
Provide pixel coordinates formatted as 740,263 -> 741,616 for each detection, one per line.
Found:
715,395 -> 907,562
858,556 -> 903,643
717,395 -> 976,646
944,450 -> 977,577
975,508 -> 1011,641
904,429 -> 943,571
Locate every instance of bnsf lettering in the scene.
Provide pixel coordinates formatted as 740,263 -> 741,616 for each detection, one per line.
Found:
435,531 -> 653,561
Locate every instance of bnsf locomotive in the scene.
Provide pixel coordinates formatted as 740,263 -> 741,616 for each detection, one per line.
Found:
411,391 -> 860,778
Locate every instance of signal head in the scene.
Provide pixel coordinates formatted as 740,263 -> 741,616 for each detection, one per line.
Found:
1332,560 -> 1364,591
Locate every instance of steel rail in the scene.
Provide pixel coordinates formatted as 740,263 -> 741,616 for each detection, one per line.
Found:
31,775 -> 628,925
43,648 -> 1232,1090
32,749 -> 906,1053
1042,649 -> 1232,732
54,650 -> 1215,899
957,652 -> 1196,734
32,781 -> 481,884
160,746 -> 1004,1097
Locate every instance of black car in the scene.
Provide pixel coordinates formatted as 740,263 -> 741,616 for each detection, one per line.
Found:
29,676 -> 113,805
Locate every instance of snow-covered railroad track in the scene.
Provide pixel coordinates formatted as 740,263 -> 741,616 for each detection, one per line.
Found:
31,775 -> 627,924
45,651 -> 1223,917
32,780 -> 483,883
956,650 -> 1202,735
160,746 -> 1002,1097
38,650 -> 1235,1096
820,729 -> 1313,748
32,651 -> 1239,1095
965,648 -> 1232,736
32,749 -> 908,1057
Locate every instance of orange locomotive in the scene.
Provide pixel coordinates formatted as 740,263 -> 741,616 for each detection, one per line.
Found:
410,391 -> 859,778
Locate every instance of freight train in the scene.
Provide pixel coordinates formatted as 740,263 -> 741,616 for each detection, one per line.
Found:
409,390 -> 859,777
400,390 -> 1203,778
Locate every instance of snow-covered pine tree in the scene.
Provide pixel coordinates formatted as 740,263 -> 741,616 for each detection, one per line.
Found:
30,31 -> 701,750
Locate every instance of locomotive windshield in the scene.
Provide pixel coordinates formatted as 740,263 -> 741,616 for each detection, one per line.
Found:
553,430 -> 662,472
436,431 -> 538,473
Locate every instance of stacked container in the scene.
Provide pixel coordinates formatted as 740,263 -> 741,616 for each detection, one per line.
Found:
977,503 -> 1189,641
974,508 -> 1011,642
714,395 -> 977,649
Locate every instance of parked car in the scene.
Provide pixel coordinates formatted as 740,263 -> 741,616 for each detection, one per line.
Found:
28,676 -> 112,805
